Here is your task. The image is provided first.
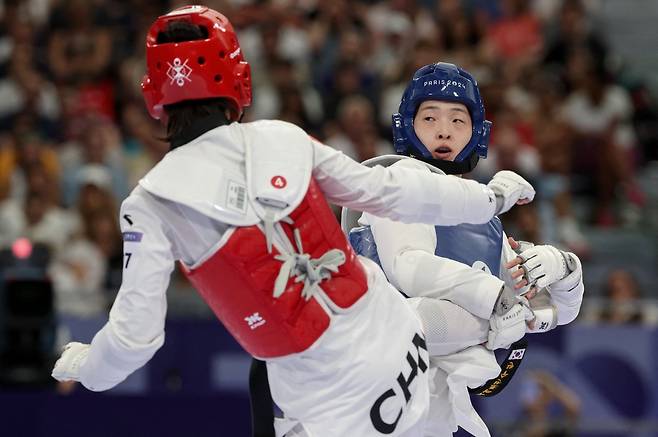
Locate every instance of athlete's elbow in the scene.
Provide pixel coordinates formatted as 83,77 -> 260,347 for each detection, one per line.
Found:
390,250 -> 426,296
557,306 -> 581,326
82,378 -> 124,392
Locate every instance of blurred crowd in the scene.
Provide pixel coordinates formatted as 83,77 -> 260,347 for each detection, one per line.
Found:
0,0 -> 656,322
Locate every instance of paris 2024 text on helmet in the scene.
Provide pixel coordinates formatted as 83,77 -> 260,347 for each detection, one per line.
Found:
392,62 -> 492,175
141,5 -> 252,122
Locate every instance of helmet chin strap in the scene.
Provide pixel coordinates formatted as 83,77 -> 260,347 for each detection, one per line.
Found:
410,152 -> 479,175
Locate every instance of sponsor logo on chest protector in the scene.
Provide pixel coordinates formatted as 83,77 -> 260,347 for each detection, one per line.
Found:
244,312 -> 266,330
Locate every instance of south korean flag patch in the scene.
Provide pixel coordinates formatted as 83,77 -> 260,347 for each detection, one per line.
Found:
509,348 -> 526,360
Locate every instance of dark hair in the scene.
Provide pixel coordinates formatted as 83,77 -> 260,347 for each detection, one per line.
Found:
156,20 -> 208,43
157,20 -> 234,141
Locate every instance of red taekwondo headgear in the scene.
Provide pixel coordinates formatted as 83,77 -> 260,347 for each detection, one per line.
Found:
141,5 -> 252,121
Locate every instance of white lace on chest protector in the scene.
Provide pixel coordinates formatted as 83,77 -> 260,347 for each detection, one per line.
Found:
245,122 -> 346,303
271,217 -> 346,301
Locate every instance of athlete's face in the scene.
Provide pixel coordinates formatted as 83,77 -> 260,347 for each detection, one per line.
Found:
413,100 -> 472,161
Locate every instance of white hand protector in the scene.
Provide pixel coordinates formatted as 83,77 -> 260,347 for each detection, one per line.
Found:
52,342 -> 90,382
494,284 -> 522,316
487,299 -> 534,350
526,306 -> 558,333
516,245 -> 575,289
487,170 -> 535,215
525,289 -> 558,333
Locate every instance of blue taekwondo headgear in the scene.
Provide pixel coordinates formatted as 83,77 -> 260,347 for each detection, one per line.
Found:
392,62 -> 492,175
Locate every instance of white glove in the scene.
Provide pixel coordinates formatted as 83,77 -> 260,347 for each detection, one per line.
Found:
526,306 -> 558,333
515,245 -> 575,289
52,342 -> 90,382
487,300 -> 534,350
494,284 -> 522,316
487,170 -> 535,215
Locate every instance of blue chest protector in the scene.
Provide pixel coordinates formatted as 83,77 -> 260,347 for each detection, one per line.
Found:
349,218 -> 504,280
349,217 -> 528,398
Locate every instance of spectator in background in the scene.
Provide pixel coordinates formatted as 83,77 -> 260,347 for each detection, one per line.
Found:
307,0 -> 364,90
87,210 -> 123,302
0,0 -> 46,73
365,5 -> 414,86
630,82 -> 658,164
68,164 -> 123,301
0,131 -> 59,202
60,117 -> 129,206
385,0 -> 434,43
0,162 -> 77,252
50,221 -> 107,318
560,48 -> 644,226
598,269 -> 646,324
324,94 -> 392,162
543,0 -> 608,77
434,0 -> 482,67
512,370 -> 581,437
0,0 -> 20,70
321,55 -> 380,123
0,40 -> 60,132
74,164 -> 117,222
120,99 -> 168,189
47,0 -> 115,122
47,0 -> 112,85
529,70 -> 590,256
276,84 -> 322,136
483,0 -> 543,64
114,1 -> 168,104
314,12 -> 381,120
474,104 -> 541,181
248,57 -> 323,135
268,2 -> 312,67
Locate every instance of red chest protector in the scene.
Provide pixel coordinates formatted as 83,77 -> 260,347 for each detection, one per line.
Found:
183,178 -> 368,358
